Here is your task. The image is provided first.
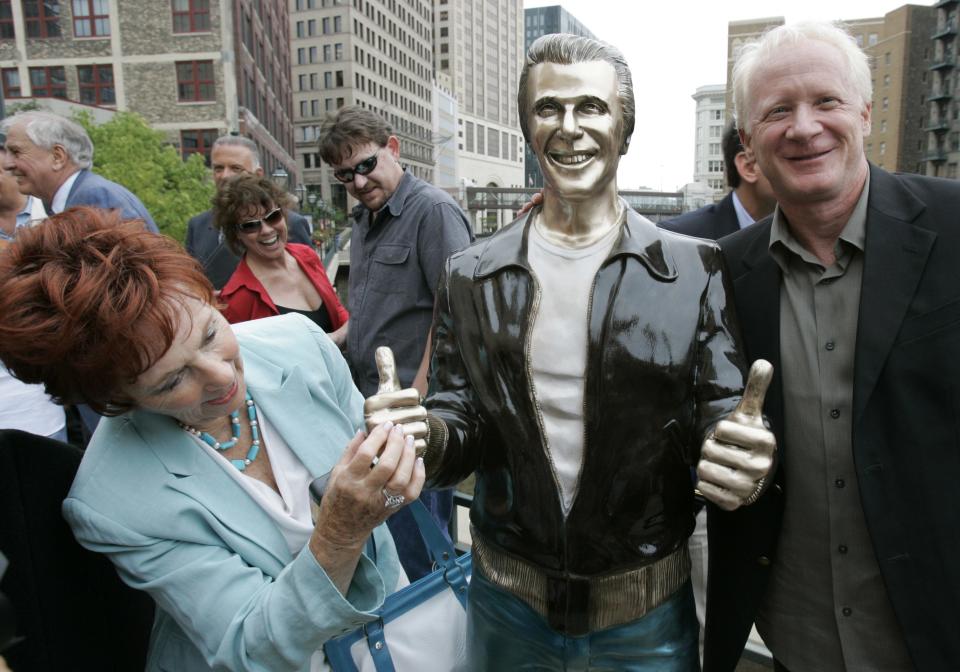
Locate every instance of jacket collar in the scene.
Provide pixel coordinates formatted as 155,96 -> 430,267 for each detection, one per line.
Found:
474,205 -> 678,281
853,163 -> 934,424
220,254 -> 273,308
128,341 -> 336,570
351,170 -> 415,225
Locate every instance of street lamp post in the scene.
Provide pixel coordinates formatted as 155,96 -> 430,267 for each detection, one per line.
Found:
270,167 -> 289,191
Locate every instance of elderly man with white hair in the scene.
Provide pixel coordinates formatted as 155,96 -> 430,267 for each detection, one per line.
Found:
706,20 -> 960,672
0,110 -> 157,232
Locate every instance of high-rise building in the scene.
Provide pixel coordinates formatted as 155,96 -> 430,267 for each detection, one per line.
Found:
433,73 -> 458,189
925,0 -> 959,178
435,0 -> 525,201
849,7 -> 934,173
291,0 -> 435,214
0,0 -> 297,177
691,84 -> 727,193
522,4 -> 596,188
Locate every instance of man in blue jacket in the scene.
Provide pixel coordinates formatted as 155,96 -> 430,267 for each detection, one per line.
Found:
1,111 -> 157,232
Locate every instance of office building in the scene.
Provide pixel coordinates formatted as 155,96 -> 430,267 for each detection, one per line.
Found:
435,0 -> 525,204
691,84 -> 727,192
925,0 -> 959,177
0,0 -> 297,177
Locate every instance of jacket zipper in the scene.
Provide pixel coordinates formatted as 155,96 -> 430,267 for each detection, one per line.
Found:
523,266 -> 567,516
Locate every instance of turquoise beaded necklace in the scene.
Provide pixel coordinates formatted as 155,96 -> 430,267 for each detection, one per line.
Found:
180,392 -> 261,471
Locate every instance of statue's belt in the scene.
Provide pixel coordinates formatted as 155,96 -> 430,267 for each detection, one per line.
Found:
471,531 -> 691,637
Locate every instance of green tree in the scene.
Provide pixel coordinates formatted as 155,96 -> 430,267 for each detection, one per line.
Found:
74,111 -> 214,242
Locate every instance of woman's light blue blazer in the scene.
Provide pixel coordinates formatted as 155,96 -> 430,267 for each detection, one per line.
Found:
63,314 -> 403,671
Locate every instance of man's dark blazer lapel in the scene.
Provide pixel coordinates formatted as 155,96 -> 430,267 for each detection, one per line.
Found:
853,166 -> 935,425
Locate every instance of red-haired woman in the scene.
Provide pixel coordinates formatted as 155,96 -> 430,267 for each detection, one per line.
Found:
0,207 -> 422,671
213,175 -> 349,347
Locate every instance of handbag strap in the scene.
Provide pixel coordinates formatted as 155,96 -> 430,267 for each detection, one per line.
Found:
407,499 -> 469,608
362,618 -> 397,672
366,499 -> 469,608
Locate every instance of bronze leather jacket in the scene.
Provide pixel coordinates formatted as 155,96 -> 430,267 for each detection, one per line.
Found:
426,208 -> 746,579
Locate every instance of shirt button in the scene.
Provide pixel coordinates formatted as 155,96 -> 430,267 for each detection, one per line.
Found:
838,544 -> 848,554
830,409 -> 840,419
842,607 -> 853,616
835,478 -> 845,488
825,341 -> 836,351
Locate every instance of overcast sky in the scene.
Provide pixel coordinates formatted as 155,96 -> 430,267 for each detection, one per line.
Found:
522,0 -> 934,191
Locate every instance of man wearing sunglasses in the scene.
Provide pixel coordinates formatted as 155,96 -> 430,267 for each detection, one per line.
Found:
318,106 -> 472,581
185,135 -> 313,289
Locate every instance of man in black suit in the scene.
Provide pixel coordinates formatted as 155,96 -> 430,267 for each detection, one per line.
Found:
705,21 -> 960,672
185,135 -> 312,289
662,121 -> 775,239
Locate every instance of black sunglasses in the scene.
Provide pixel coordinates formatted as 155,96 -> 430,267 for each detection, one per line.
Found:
236,207 -> 283,234
332,150 -> 380,183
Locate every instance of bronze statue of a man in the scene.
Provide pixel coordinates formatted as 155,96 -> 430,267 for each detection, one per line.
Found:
366,34 -> 775,670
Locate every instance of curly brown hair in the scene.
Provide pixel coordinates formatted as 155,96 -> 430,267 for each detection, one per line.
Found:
211,174 -> 295,256
0,207 -> 215,415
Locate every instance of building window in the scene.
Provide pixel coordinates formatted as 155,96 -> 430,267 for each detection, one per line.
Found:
868,33 -> 878,46
487,128 -> 499,157
465,121 -> 474,152
171,0 -> 209,33
1,68 -> 21,98
180,129 -> 217,164
24,0 -> 62,38
72,0 -> 110,38
477,124 -> 485,154
176,60 -> 215,101
77,64 -> 114,105
29,66 -> 67,97
0,1 -> 14,39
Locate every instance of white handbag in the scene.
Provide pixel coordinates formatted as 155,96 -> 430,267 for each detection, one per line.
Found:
323,500 -> 472,672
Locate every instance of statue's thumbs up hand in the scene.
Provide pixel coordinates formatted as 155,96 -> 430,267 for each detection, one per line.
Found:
363,347 -> 427,452
697,360 -> 777,511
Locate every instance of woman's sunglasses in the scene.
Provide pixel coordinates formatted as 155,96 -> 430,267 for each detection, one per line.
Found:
236,207 -> 283,234
332,150 -> 380,183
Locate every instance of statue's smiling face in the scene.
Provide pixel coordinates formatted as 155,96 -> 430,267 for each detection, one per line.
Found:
526,61 -> 623,200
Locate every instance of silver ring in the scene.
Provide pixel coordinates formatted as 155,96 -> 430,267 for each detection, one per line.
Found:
382,488 -> 405,509
370,455 -> 380,469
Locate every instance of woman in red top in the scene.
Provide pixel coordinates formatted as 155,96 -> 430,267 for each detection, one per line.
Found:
213,175 -> 348,346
